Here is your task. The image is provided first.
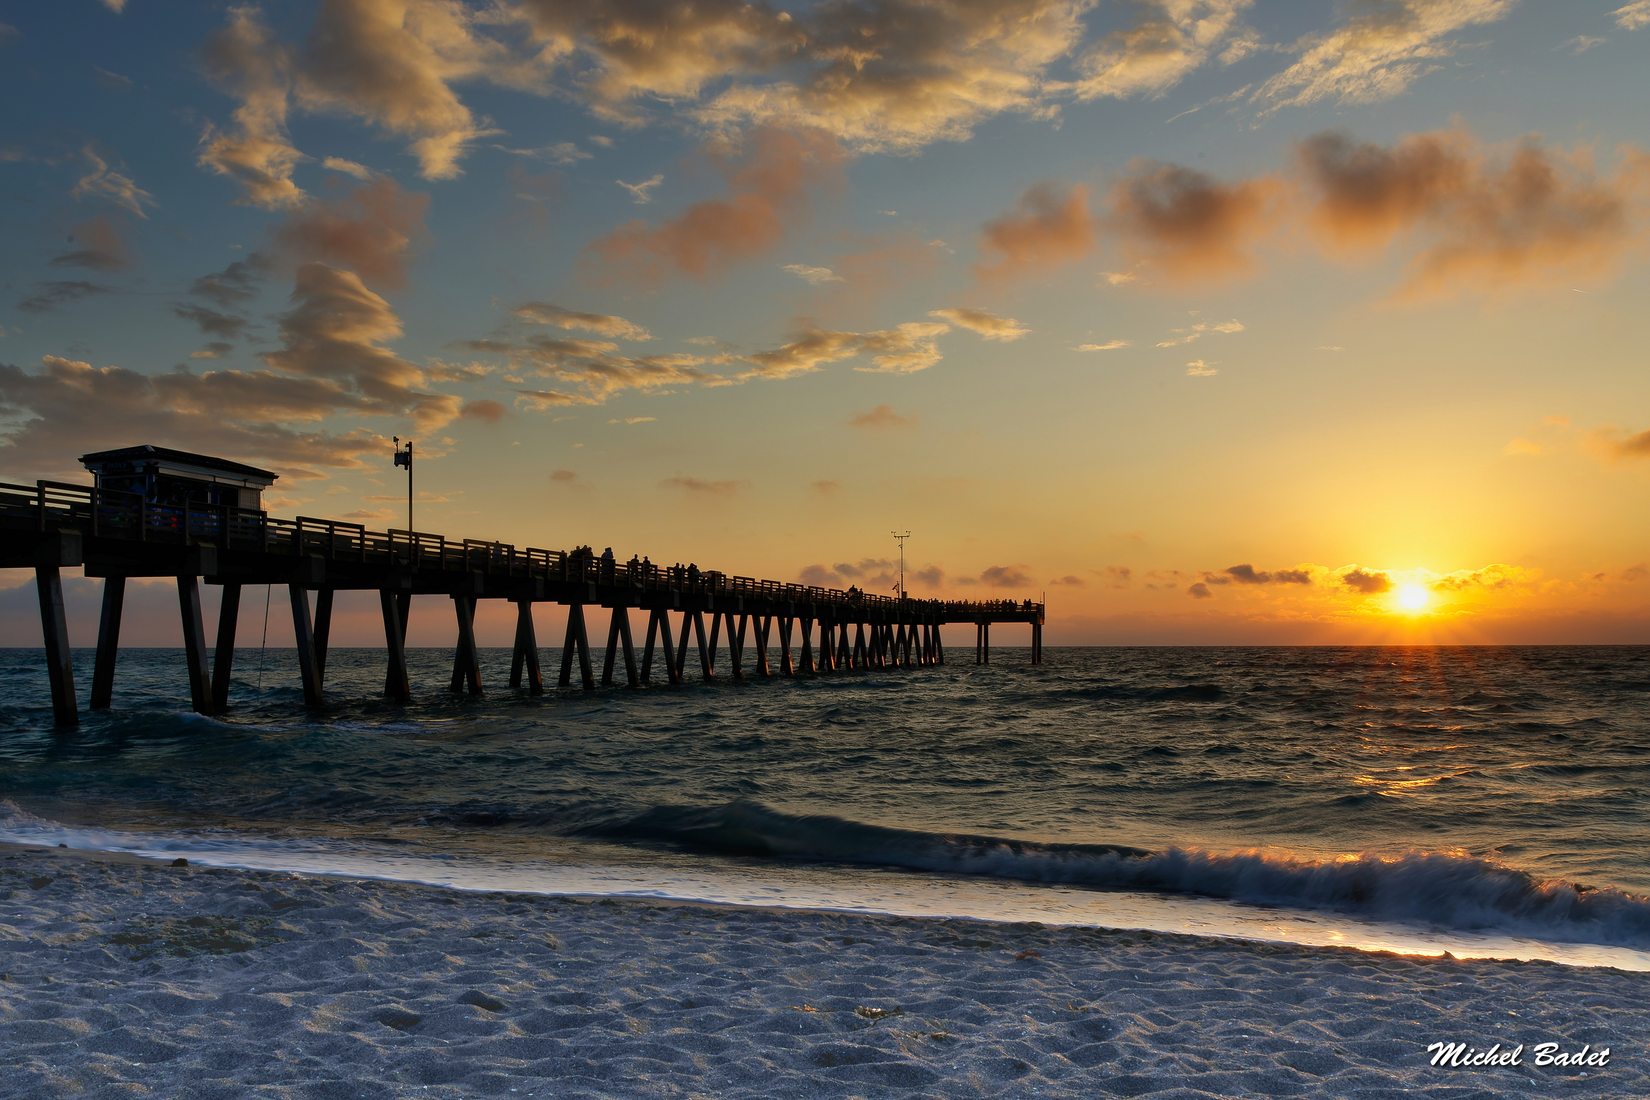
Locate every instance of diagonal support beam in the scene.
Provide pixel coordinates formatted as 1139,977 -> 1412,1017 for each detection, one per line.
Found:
450,594 -> 483,695
381,589 -> 411,702
560,602 -> 595,689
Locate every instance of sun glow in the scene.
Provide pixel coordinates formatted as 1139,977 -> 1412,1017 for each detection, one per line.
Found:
1393,583 -> 1433,614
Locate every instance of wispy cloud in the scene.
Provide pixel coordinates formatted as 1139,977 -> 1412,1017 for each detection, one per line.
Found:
782,262 -> 844,285
929,307 -> 1029,341
661,476 -> 743,496
322,156 -> 373,180
1612,1 -> 1650,30
617,174 -> 664,204
72,145 -> 155,218
1155,318 -> 1244,347
495,142 -> 590,165
18,281 -> 113,314
1075,339 -> 1130,352
513,303 -> 652,341
742,320 -> 950,380
1256,0 -> 1517,110
1184,359 -> 1218,376
1067,0 -> 1252,100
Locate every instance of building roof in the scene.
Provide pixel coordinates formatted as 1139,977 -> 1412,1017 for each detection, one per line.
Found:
80,445 -> 278,483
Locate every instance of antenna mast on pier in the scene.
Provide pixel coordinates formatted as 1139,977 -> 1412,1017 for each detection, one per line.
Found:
892,530 -> 911,600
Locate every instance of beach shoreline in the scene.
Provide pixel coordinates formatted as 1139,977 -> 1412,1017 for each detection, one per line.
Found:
3,844 -> 1645,1098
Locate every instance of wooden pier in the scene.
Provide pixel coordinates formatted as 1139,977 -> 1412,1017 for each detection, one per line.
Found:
1,479 -> 1045,726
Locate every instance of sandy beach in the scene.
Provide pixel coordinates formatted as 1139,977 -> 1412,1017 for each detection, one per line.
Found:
1,845 -> 1643,1098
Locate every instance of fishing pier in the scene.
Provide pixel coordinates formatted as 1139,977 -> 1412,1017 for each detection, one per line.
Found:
2,449 -> 1045,727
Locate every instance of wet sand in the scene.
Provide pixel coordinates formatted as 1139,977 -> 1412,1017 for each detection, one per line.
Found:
2,844 -> 1644,1098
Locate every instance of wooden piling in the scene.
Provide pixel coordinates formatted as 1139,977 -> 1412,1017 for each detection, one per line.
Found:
313,588 -> 334,683
210,582 -> 241,712
290,584 -> 324,708
177,576 -> 213,714
779,616 -> 794,675
729,613 -> 747,682
36,563 -> 77,727
692,610 -> 713,681
90,575 -> 125,711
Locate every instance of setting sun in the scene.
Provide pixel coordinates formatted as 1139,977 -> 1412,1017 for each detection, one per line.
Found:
1394,584 -> 1433,614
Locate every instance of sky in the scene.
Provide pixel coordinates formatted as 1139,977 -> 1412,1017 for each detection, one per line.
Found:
1,0 -> 1648,647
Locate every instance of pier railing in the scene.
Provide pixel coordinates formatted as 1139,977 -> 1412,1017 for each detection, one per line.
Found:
3,475 -> 1048,724
0,479 -> 1042,621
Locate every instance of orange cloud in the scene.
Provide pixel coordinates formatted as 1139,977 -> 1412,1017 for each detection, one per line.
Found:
275,177 -> 430,290
849,404 -> 915,430
264,263 -> 459,429
974,182 -> 1095,281
296,0 -> 533,180
459,399 -> 505,423
1341,567 -> 1392,594
590,128 -> 842,283
51,216 -> 131,272
0,355 -> 382,480
1296,130 -> 1472,253
661,476 -> 743,496
197,6 -> 303,209
1299,130 -> 1650,299
1108,161 -> 1279,282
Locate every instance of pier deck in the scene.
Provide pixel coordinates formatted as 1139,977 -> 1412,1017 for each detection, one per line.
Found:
1,480 -> 1045,726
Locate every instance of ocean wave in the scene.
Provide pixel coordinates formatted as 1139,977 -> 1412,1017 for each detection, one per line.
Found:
595,799 -> 1650,949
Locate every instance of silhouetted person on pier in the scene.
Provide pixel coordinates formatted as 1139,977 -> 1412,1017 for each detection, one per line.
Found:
687,562 -> 700,590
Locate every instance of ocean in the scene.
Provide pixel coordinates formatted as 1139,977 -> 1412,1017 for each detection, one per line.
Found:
3,645 -> 1648,971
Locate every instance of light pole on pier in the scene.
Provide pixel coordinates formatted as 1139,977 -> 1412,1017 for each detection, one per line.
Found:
392,436 -> 413,531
